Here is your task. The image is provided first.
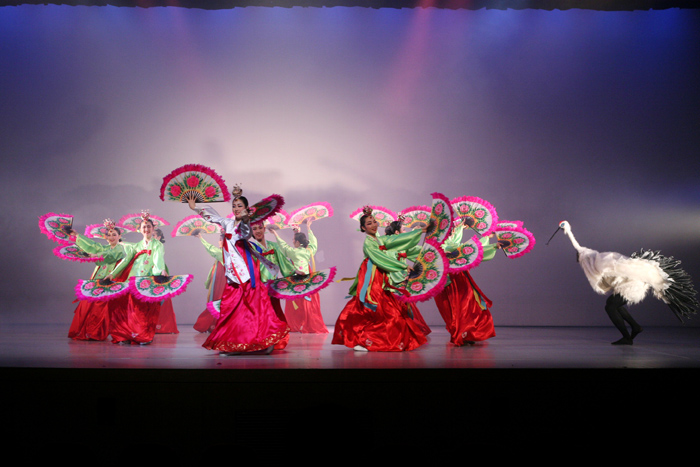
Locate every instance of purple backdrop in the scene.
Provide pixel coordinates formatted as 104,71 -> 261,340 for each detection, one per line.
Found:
1,5 -> 698,328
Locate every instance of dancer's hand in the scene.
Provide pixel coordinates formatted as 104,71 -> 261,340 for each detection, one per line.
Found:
186,192 -> 197,210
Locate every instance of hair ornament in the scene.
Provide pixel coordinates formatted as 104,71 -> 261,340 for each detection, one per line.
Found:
362,205 -> 373,216
103,218 -> 116,230
231,184 -> 243,199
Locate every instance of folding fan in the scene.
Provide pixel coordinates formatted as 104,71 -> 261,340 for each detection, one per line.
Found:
160,164 -> 231,203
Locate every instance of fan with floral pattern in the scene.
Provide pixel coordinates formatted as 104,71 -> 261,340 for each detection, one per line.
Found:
160,164 -> 231,203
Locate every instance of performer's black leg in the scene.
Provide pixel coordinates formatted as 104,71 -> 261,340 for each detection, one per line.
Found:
605,294 -> 633,345
618,306 -> 643,339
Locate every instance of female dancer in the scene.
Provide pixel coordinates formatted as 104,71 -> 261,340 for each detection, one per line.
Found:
383,219 -> 431,335
332,208 -> 429,351
250,221 -> 291,349
108,212 -> 166,345
186,189 -> 289,355
435,221 -> 499,346
153,228 -> 179,334
192,231 -> 225,333
67,220 -> 128,341
270,220 -> 328,333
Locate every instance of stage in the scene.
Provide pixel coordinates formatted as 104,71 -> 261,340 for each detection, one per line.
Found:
3,324 -> 698,457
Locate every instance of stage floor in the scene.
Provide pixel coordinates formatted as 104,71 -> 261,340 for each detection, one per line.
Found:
3,325 -> 698,458
2,324 -> 700,369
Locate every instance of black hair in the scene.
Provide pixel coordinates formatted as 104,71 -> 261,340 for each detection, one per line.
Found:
139,218 -> 156,228
108,226 -> 123,242
155,228 -> 166,244
359,214 -> 371,232
385,220 -> 402,236
294,232 -> 309,248
233,196 -> 249,208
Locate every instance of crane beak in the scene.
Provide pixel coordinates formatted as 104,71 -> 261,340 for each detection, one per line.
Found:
545,226 -> 562,245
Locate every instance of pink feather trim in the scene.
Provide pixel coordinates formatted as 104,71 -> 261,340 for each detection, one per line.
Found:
246,193 -> 285,225
399,205 -> 430,215
160,164 -> 231,202
127,274 -> 194,302
450,195 -> 499,236
266,267 -> 337,301
74,279 -> 131,302
396,238 -> 449,304
170,214 -> 216,238
287,201 -> 334,225
118,213 -> 170,231
348,205 -> 397,221
446,234 -> 485,273
428,192 -> 454,244
495,225 -> 536,259
206,300 -> 221,319
38,212 -> 75,245
53,245 -> 104,263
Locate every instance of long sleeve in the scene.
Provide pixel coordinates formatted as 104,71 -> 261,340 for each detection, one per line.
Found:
480,236 -> 498,262
307,227 -> 318,256
74,233 -> 128,280
150,240 -> 166,276
200,236 -> 223,264
195,205 -> 252,285
364,236 -> 414,273
379,229 -> 422,253
266,240 -> 297,277
273,232 -> 312,275
441,225 -> 464,252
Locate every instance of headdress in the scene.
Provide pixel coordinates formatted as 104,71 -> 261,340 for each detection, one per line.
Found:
231,184 -> 243,200
361,205 -> 373,217
103,218 -> 116,230
397,214 -> 406,223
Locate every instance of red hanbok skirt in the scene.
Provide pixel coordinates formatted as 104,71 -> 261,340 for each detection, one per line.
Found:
68,300 -> 110,341
109,294 -> 161,345
194,262 -> 226,333
202,279 -> 289,353
332,259 -> 428,351
156,298 -> 179,334
434,271 -> 495,345
284,293 -> 328,334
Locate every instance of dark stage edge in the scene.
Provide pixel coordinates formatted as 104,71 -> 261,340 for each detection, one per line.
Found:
3,0 -> 699,10
3,325 -> 698,457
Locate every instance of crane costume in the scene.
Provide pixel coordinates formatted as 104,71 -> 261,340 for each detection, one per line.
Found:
552,220 -> 699,344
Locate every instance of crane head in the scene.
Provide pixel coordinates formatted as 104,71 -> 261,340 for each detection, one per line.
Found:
546,220 -> 572,246
559,220 -> 571,234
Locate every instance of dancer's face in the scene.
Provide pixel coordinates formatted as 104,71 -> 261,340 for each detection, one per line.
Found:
251,223 -> 265,241
105,229 -> 120,246
231,199 -> 247,220
139,221 -> 153,239
362,216 -> 379,236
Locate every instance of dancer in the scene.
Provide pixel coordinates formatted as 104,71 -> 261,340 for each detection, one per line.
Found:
435,221 -> 499,346
153,228 -> 179,334
383,219 -> 431,335
192,231 -> 225,333
108,211 -> 166,345
332,207 -> 429,351
186,188 -> 289,355
66,220 -> 129,341
250,221 -> 291,349
270,220 -> 328,333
